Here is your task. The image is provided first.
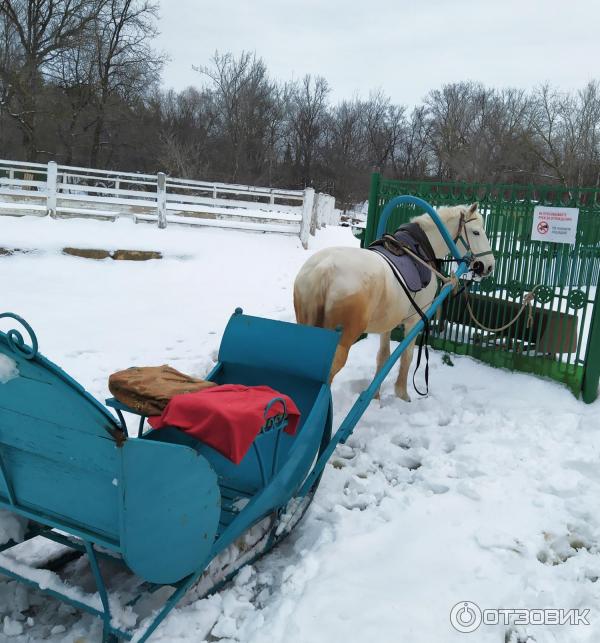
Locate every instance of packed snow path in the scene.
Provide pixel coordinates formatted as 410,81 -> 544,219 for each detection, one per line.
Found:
1,217 -> 599,642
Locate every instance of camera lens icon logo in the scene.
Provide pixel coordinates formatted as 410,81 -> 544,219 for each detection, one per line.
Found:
450,601 -> 483,633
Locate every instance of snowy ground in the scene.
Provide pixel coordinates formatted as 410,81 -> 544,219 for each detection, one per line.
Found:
1,216 -> 600,643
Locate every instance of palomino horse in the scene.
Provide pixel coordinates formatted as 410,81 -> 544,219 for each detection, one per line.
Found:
293,203 -> 495,401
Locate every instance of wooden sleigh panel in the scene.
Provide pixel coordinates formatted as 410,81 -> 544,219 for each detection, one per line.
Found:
0,310 -> 340,641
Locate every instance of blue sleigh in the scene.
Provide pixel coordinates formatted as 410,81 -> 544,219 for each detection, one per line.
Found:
0,197 -> 472,641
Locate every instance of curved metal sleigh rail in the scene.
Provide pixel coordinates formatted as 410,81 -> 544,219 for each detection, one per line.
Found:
0,313 -> 39,359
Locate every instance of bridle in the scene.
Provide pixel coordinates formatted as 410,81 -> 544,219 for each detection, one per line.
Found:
453,211 -> 494,275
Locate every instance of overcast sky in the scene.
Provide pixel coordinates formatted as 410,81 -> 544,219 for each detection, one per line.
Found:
157,0 -> 599,107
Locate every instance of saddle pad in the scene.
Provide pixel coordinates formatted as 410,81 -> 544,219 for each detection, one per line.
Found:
371,246 -> 425,291
368,225 -> 435,292
148,384 -> 301,464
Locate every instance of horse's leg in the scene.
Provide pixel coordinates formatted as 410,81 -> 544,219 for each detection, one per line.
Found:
394,320 -> 418,402
326,293 -> 369,383
329,345 -> 351,383
374,331 -> 391,400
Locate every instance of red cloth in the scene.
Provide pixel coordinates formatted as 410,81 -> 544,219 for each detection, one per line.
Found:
148,384 -> 301,464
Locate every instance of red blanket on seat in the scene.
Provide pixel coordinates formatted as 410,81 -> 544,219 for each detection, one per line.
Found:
148,384 -> 301,464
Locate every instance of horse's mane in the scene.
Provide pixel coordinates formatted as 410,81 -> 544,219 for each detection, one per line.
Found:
411,205 -> 483,232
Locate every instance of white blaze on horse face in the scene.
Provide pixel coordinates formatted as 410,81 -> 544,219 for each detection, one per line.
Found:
457,205 -> 495,276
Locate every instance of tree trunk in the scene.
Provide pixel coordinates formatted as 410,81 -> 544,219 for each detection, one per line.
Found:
90,115 -> 103,168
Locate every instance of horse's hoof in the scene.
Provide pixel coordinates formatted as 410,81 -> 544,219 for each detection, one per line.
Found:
395,386 -> 411,402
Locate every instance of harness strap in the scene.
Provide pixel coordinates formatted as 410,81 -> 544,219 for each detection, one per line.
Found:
455,213 -> 494,259
386,268 -> 431,397
373,210 -> 491,397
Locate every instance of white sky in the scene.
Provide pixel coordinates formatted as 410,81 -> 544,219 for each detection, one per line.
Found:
157,0 -> 600,107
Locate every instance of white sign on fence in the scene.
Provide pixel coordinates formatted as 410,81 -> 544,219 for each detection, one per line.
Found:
530,206 -> 579,244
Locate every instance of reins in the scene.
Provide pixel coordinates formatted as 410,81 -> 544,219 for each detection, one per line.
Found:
388,210 -> 541,396
399,241 -> 543,334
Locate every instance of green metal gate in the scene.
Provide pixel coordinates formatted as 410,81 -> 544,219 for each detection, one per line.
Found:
364,173 -> 600,402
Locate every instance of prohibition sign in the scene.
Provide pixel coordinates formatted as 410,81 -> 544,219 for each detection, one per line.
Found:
537,220 -> 549,235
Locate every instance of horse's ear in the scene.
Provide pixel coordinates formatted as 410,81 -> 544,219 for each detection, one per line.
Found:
468,202 -> 478,214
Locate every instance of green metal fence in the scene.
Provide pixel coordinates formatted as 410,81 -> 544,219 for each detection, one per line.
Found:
364,173 -> 600,402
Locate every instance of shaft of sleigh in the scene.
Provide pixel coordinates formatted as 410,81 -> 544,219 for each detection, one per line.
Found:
299,259 -> 470,497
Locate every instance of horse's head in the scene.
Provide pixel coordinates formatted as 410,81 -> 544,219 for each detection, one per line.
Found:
453,203 -> 495,277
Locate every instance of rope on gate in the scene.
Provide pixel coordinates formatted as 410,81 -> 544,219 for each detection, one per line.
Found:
393,244 -> 545,335
462,284 -> 544,334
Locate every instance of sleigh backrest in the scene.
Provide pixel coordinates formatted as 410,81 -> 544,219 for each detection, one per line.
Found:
0,316 -> 125,540
0,315 -> 220,584
198,309 -> 339,492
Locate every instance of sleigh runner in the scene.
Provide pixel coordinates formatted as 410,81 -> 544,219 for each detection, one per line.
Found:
0,196 -> 475,641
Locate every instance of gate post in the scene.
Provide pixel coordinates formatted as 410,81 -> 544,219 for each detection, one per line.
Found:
363,171 -> 381,247
157,172 -> 167,229
46,161 -> 58,217
310,192 -> 320,235
329,195 -> 338,224
582,285 -> 600,403
300,187 -> 314,249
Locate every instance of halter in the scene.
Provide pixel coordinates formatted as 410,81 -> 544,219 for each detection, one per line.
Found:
453,212 -> 494,261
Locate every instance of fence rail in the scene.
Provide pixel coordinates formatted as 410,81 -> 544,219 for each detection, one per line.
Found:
0,159 -> 338,248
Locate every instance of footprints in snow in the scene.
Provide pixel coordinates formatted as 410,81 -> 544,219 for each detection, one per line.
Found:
537,528 -> 597,566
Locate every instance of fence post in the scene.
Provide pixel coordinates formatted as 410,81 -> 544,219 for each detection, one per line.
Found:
46,161 -> 57,217
157,172 -> 167,229
300,187 -> 314,249
363,171 -> 381,247
310,192 -> 320,236
328,195 -> 337,225
582,285 -> 600,402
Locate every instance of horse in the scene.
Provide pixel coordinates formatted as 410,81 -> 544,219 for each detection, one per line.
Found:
293,203 -> 495,401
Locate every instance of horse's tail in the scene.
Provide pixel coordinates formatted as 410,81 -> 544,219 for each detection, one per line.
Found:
293,260 -> 329,328
307,298 -> 326,328
294,284 -> 326,328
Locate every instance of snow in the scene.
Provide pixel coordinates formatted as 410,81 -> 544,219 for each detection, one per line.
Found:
0,511 -> 27,547
0,355 -> 18,384
1,214 -> 600,642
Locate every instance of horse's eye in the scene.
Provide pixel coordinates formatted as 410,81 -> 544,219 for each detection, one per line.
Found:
472,231 -> 480,236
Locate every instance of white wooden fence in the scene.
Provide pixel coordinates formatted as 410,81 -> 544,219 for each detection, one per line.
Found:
0,159 -> 338,248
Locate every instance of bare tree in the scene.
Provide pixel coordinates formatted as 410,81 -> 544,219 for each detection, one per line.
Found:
362,90 -> 406,172
395,105 -> 431,179
0,0 -> 102,160
86,0 -> 162,167
196,51 -> 280,182
156,86 -> 217,178
528,84 -> 571,186
322,98 -> 368,203
426,83 -> 476,179
286,74 -> 330,186
45,24 -> 97,163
